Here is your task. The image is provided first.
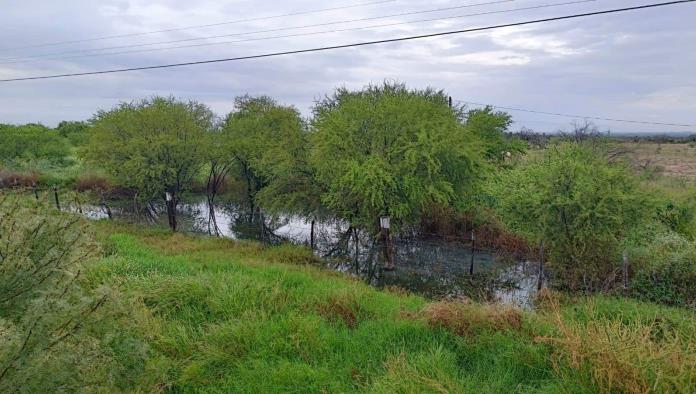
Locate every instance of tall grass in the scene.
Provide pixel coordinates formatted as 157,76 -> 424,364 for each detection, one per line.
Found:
16,221 -> 695,392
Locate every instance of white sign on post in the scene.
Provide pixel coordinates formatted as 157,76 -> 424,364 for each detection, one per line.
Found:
380,216 -> 390,229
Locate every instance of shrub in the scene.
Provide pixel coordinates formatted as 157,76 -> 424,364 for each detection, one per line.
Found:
74,174 -> 112,193
0,123 -> 71,166
422,301 -> 523,336
630,233 -> 696,307
0,192 -> 135,390
0,169 -> 39,188
488,142 -> 652,292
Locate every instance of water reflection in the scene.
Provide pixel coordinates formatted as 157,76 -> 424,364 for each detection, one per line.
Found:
71,195 -> 540,308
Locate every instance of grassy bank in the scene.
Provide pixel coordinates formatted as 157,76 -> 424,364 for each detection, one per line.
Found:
64,223 -> 694,393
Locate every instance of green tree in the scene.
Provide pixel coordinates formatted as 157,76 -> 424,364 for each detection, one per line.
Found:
56,120 -> 90,146
0,123 -> 71,167
309,82 -> 484,233
465,106 -> 526,164
488,142 -> 651,291
222,95 -> 304,217
84,96 -> 213,231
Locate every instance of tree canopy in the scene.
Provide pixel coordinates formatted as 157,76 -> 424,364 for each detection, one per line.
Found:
222,95 -> 305,213
309,82 -> 484,231
83,96 -> 214,230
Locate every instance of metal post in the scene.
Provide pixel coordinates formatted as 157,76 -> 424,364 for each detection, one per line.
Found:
622,249 -> 629,290
469,230 -> 476,275
537,240 -> 545,291
53,186 -> 60,211
259,209 -> 265,245
380,216 -> 394,271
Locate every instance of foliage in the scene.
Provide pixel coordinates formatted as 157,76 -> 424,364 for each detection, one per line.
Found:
630,232 -> 696,307
464,106 -> 526,164
488,142 -> 652,291
221,95 -> 305,213
56,120 -> 91,146
0,123 -> 71,167
0,193 -> 132,391
310,82 -> 484,231
83,96 -> 214,230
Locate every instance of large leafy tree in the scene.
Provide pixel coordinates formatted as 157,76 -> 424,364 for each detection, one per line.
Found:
222,95 -> 305,216
309,82 -> 484,233
84,96 -> 213,231
488,142 -> 651,291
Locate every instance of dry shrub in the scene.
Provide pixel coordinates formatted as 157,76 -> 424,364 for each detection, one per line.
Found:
0,170 -> 39,188
74,174 -> 111,193
315,293 -> 363,328
422,301 -> 523,336
537,302 -> 696,393
383,285 -> 410,297
534,288 -> 568,311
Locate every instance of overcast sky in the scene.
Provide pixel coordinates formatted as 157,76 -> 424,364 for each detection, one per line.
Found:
0,0 -> 694,133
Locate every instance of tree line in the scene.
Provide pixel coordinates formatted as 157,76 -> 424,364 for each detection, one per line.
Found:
2,81 -> 694,304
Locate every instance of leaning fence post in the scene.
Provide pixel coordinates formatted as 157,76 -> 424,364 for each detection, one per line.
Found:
53,186 -> 61,211
32,183 -> 39,200
622,249 -> 629,291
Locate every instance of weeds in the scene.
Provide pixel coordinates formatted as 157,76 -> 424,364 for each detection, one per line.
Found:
422,301 -> 523,336
538,297 -> 696,393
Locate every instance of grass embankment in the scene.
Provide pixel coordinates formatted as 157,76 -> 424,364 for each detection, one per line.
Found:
86,223 -> 696,393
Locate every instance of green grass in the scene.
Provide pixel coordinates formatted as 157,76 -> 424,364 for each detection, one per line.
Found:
79,223 -> 696,393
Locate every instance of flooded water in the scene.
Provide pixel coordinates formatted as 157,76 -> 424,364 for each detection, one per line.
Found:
71,195 -> 541,308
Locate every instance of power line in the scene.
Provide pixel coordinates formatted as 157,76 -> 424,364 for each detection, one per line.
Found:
1,0 -> 693,83
0,0 -> 518,63
0,0 -> 398,52
457,100 -> 696,127
0,0 -> 600,66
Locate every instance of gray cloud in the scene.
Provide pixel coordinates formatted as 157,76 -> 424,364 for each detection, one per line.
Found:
0,0 -> 694,133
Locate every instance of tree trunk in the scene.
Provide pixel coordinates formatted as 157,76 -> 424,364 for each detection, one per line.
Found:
382,227 -> 395,271
165,193 -> 177,232
310,219 -> 315,250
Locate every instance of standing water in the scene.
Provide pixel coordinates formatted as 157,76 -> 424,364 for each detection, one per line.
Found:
72,196 -> 541,308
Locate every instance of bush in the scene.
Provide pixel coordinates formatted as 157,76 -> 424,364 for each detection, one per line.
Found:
0,192 -> 138,390
630,233 -> 696,307
0,123 -> 71,167
489,142 -> 652,292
